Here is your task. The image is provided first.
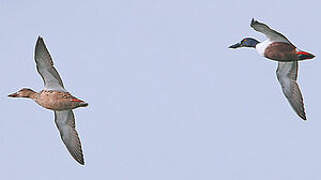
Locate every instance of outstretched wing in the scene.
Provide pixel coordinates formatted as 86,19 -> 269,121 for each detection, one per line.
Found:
250,18 -> 292,44
35,37 -> 66,92
276,61 -> 306,120
54,110 -> 85,165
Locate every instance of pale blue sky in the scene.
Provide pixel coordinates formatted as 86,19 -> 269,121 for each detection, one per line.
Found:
1,0 -> 321,179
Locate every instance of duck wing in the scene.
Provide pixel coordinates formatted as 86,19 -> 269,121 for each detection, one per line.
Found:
250,18 -> 292,44
54,110 -> 84,165
35,37 -> 66,92
276,61 -> 306,120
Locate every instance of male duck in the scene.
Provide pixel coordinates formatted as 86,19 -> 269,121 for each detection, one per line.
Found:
229,18 -> 315,120
8,37 -> 88,165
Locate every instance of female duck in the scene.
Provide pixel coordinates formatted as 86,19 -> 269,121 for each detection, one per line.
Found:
8,37 -> 88,165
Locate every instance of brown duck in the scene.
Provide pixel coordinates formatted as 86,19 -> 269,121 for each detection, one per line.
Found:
8,37 -> 88,165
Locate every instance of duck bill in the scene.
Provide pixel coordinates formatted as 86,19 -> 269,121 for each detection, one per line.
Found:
8,92 -> 18,97
229,42 -> 242,49
297,51 -> 315,60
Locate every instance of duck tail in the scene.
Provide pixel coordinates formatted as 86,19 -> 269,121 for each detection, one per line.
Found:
79,102 -> 88,107
296,51 -> 315,60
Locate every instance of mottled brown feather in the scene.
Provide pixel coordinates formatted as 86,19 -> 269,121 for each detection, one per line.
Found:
35,90 -> 87,110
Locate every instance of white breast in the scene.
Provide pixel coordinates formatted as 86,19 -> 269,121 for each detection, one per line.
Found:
256,39 -> 272,57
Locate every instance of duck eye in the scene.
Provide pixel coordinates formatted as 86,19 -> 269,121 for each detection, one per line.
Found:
242,39 -> 248,45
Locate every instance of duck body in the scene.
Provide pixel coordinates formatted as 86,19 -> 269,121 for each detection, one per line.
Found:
35,90 -> 88,111
8,88 -> 88,111
256,40 -> 313,62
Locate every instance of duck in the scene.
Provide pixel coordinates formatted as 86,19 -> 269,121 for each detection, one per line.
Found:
8,37 -> 88,165
229,18 -> 315,120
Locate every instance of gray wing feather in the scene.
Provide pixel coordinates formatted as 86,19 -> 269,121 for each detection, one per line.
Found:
54,110 -> 85,165
35,37 -> 66,92
250,18 -> 291,44
276,62 -> 306,120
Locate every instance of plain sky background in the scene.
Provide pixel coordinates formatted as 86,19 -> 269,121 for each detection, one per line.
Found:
1,0 -> 321,179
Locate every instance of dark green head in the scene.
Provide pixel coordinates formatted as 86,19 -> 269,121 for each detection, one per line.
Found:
229,38 -> 260,48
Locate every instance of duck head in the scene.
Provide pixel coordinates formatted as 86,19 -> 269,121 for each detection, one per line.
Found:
229,38 -> 260,48
8,88 -> 36,98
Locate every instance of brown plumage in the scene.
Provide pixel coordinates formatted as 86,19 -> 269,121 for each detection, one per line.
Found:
9,89 -> 88,110
264,42 -> 297,61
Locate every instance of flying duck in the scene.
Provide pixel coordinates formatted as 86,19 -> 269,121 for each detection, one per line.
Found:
229,18 -> 315,120
8,37 -> 88,165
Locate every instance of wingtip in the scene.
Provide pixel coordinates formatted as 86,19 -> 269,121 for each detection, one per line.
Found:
37,36 -> 43,41
78,159 -> 85,165
250,18 -> 256,27
297,111 -> 307,120
36,36 -> 45,48
71,147 -> 85,165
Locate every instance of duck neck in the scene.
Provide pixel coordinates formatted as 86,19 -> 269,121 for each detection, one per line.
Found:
29,91 -> 39,100
22,89 -> 39,100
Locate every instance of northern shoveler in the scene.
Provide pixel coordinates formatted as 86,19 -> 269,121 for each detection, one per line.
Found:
8,37 -> 88,165
229,18 -> 315,120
